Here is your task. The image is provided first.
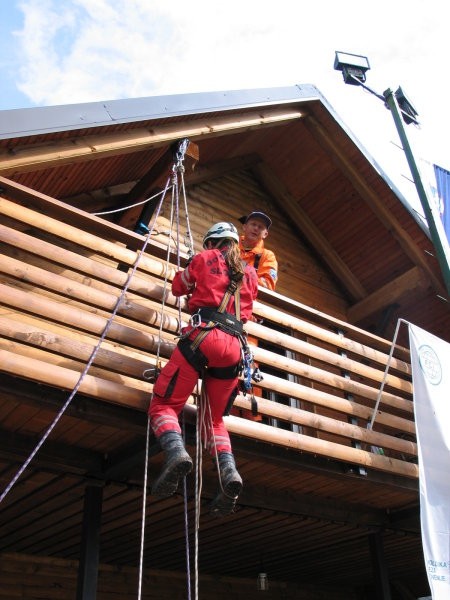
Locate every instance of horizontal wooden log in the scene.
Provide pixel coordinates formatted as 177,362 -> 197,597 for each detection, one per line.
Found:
246,322 -> 412,395
231,396 -> 416,456
0,346 -> 417,479
0,250 -> 412,412
2,276 -> 414,431
0,197 -> 177,280
250,303 -> 411,374
0,283 -> 176,357
0,311 -> 156,370
0,224 -> 182,308
0,254 -> 180,332
0,348 -> 150,410
251,372 -> 415,435
0,193 -> 412,363
0,108 -> 304,174
1,313 -> 416,453
4,338 -> 417,458
0,315 -> 155,380
4,221 -> 404,392
252,344 -> 412,414
189,406 -> 419,479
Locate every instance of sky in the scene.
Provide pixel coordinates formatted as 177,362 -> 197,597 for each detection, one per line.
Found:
0,0 -> 449,216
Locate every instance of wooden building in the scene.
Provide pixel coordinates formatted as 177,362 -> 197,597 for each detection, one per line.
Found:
0,84 -> 448,599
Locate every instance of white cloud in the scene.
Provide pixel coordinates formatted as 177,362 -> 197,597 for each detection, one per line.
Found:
10,0 -> 450,199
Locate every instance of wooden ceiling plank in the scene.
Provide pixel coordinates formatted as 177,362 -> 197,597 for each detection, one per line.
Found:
252,162 -> 368,301
0,431 -> 415,533
60,154 -> 263,208
304,115 -> 446,297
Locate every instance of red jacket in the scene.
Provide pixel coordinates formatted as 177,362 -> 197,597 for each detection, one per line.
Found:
172,249 -> 258,322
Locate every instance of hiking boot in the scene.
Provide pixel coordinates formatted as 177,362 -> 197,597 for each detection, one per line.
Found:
151,431 -> 193,498
210,452 -> 243,517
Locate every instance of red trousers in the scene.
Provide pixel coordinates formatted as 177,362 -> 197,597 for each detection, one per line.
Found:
149,327 -> 241,455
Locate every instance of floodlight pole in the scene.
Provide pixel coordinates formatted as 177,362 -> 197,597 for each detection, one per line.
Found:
383,88 -> 450,297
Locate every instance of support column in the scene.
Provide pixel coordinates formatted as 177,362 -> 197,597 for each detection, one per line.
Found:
369,531 -> 392,600
76,481 -> 104,600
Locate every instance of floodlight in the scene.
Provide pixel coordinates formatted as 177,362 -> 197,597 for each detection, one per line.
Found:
394,86 -> 419,125
334,51 -> 370,85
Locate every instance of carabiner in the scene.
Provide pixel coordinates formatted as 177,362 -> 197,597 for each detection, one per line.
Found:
190,311 -> 202,328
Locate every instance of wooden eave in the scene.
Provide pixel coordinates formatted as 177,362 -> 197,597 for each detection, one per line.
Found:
0,91 -> 447,341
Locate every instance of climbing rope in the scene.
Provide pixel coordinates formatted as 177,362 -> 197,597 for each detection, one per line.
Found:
0,183 -> 168,506
137,140 -> 198,600
0,136 -> 199,600
1,136 -> 220,600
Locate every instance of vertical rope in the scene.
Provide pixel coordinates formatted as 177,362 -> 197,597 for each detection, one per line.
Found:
137,175 -> 180,599
138,146 -> 197,600
182,419 -> 192,600
137,416 -> 151,600
0,188 -> 166,505
367,318 -> 410,430
194,386 -> 205,600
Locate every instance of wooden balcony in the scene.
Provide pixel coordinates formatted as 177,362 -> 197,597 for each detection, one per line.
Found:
0,182 -> 427,599
0,185 -> 417,480
0,84 -> 436,600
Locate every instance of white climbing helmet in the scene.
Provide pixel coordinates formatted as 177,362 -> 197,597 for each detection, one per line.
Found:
202,222 -> 239,248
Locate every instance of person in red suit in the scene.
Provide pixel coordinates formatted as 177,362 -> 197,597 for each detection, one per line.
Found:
149,222 -> 258,515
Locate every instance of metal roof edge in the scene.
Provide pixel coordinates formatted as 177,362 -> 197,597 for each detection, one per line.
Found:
0,82 -> 429,238
0,84 -> 322,140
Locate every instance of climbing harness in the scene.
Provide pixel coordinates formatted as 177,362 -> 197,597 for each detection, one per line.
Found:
176,269 -> 251,378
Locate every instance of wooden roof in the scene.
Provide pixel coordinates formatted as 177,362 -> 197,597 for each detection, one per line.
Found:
1,85 -> 447,343
0,84 -> 446,598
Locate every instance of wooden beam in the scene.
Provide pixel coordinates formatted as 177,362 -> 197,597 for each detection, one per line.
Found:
117,140 -> 199,230
256,286 -> 411,361
252,162 -> 368,301
61,154 -> 263,210
303,115 -> 446,298
0,108 -> 303,175
348,266 -> 429,323
0,426 -> 416,531
0,176 -> 174,258
76,484 -> 104,600
191,405 -> 419,479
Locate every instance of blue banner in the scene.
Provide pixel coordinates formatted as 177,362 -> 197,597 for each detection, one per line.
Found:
434,164 -> 450,243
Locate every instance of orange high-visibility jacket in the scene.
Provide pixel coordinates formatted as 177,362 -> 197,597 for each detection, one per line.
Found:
239,237 -> 278,291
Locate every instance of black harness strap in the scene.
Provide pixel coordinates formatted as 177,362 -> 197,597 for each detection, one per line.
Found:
253,253 -> 262,272
207,363 -> 240,379
177,337 -> 208,373
177,274 -> 244,375
194,307 -> 243,336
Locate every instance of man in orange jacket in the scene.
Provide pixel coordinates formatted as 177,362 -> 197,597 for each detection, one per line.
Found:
238,211 -> 278,291
235,210 -> 278,420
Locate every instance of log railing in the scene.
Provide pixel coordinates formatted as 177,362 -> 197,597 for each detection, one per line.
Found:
0,186 -> 417,479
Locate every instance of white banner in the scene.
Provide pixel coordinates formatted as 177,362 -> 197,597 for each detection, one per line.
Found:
409,324 -> 450,599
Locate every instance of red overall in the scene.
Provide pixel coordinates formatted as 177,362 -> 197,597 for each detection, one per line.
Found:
149,248 -> 258,455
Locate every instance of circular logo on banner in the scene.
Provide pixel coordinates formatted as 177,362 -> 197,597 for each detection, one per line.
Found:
418,344 -> 442,385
